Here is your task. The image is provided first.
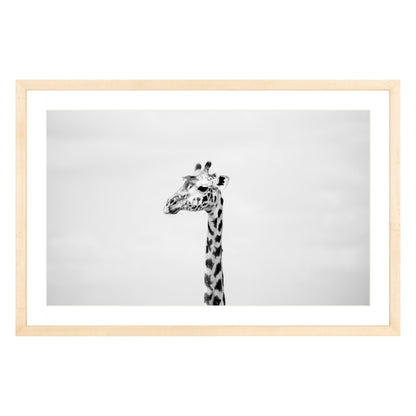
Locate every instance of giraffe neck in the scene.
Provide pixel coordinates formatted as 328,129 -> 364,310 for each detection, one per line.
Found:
204,196 -> 225,305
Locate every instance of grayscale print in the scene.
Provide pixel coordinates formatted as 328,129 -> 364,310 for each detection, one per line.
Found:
164,161 -> 229,305
47,110 -> 369,306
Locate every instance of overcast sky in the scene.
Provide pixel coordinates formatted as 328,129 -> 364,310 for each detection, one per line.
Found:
47,110 -> 369,305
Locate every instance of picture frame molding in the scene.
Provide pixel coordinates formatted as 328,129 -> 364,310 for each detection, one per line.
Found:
15,80 -> 400,336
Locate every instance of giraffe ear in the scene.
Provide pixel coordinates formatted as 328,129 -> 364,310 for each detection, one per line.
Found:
215,175 -> 229,190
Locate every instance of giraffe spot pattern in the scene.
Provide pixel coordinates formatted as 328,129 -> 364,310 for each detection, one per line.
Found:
205,258 -> 214,269
206,238 -> 213,253
217,176 -> 226,186
204,273 -> 212,289
213,246 -> 222,257
204,293 -> 213,304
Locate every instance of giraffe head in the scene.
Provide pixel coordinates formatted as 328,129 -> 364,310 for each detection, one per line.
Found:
164,161 -> 229,215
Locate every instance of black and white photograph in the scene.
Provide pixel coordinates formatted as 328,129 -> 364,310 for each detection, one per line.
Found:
3,1 -> 412,414
47,110 -> 369,306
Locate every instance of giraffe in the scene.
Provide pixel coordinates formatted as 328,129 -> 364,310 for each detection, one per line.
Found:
163,161 -> 230,305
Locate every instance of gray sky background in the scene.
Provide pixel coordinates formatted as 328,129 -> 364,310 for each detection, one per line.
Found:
47,110 -> 369,305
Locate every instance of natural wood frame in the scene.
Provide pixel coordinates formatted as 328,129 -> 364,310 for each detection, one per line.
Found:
16,80 -> 400,336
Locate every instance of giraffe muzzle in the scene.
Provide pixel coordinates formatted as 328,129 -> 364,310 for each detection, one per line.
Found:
164,196 -> 182,214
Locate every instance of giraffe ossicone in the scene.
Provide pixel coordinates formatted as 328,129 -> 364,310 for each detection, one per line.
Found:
163,161 -> 229,305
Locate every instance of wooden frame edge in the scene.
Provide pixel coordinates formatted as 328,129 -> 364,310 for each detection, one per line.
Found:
15,80 -> 400,336
389,80 -> 401,336
16,80 -> 27,336
16,79 -> 399,91
17,325 -> 398,336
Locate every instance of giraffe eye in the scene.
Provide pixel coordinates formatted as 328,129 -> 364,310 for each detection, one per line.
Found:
198,186 -> 208,192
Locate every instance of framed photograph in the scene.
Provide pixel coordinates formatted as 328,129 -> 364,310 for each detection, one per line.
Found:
16,80 -> 400,336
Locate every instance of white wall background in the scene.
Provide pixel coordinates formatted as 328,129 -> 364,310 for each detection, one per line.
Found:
0,1 -> 414,415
